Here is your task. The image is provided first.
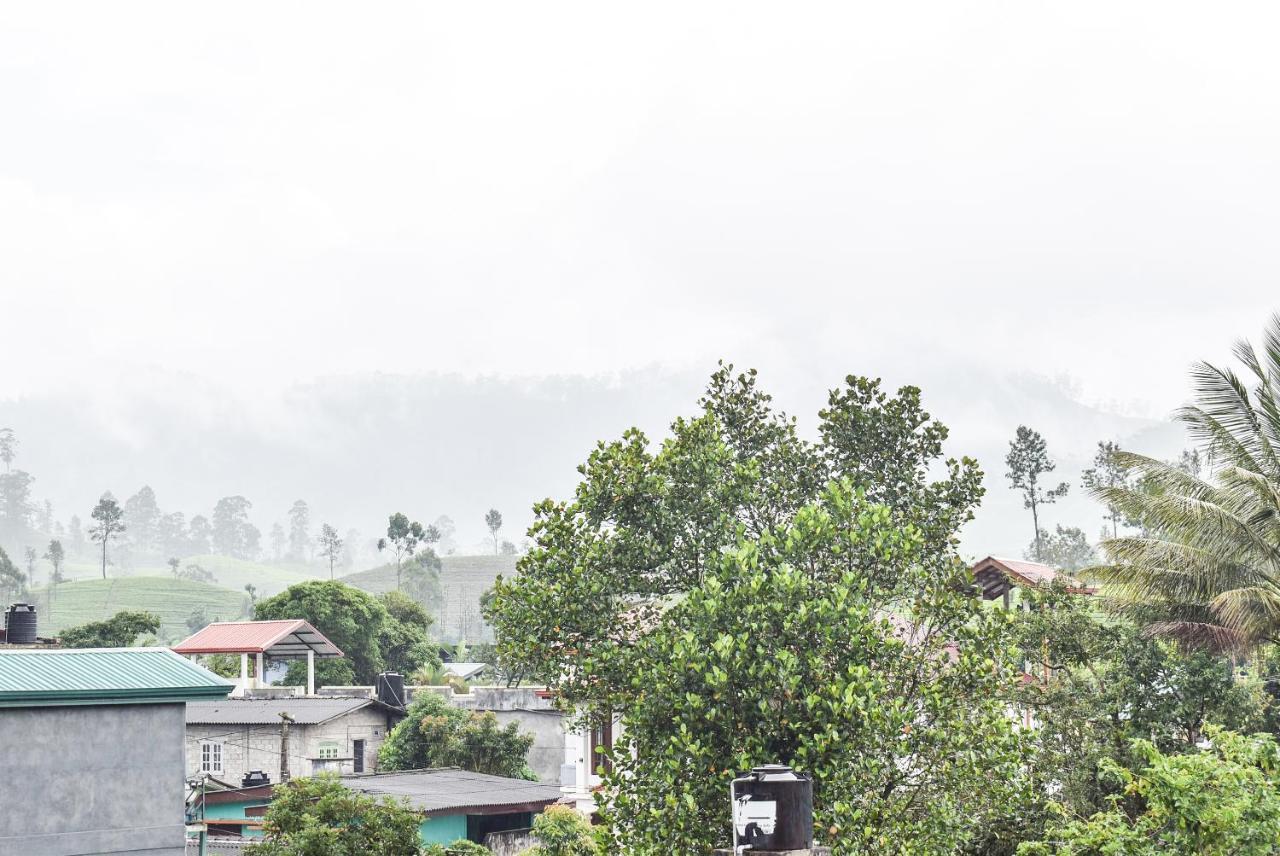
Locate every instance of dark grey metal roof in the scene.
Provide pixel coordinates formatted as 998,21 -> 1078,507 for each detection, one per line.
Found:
340,768 -> 562,815
186,697 -> 375,725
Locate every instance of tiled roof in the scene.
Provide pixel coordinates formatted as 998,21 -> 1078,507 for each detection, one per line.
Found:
0,647 -> 232,707
173,620 -> 344,659
340,768 -> 562,815
186,697 -> 376,725
971,556 -> 1095,595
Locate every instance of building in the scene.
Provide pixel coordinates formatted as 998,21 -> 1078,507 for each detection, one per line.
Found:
340,768 -> 564,845
0,647 -> 232,856
971,555 -> 1096,607
185,696 -> 403,786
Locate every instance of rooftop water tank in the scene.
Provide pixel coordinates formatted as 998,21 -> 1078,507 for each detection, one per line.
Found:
4,603 -> 36,645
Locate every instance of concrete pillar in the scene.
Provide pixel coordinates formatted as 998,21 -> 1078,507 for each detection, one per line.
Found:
306,650 -> 315,696
240,653 -> 248,684
255,652 -> 264,689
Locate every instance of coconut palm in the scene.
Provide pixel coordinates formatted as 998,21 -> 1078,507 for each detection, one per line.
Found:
1091,315 -> 1280,650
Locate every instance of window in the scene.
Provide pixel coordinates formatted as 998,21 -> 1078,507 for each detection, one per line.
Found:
317,741 -> 340,760
201,742 -> 223,773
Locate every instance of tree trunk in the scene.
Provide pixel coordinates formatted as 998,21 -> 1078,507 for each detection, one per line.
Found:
101,537 -> 108,580
1031,498 -> 1041,561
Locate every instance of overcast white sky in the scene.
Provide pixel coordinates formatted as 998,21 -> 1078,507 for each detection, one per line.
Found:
2,3 -> 1278,553
2,2 -> 1276,407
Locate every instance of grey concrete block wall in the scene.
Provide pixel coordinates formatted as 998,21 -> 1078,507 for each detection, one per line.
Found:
0,703 -> 188,856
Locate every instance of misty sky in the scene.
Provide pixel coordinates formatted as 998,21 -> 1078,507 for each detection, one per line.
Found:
3,3 -> 1278,554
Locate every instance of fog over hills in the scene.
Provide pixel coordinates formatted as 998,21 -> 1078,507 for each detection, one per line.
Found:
0,360 -> 1187,563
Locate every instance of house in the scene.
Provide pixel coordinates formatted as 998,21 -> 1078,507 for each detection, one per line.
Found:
971,555 -> 1096,607
185,696 -> 403,786
0,647 -> 232,856
340,768 -> 564,845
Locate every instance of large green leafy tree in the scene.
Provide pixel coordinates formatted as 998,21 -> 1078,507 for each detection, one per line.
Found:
598,483 -> 1025,854
487,366 -> 1020,852
1091,315 -> 1280,649
378,691 -> 535,779
246,774 -> 421,856
0,546 -> 24,602
377,590 -> 441,677
60,610 -> 160,647
254,580 -> 387,684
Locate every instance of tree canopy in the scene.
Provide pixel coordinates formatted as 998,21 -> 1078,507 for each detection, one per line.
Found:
487,366 -> 1022,852
59,610 -> 160,648
246,774 -> 420,856
254,580 -> 387,684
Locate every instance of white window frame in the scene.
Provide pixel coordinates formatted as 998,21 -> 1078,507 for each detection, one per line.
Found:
317,741 -> 340,760
201,741 -> 224,774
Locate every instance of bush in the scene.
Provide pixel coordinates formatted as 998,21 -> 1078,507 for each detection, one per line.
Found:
529,805 -> 599,856
421,841 -> 489,855
245,774 -> 420,856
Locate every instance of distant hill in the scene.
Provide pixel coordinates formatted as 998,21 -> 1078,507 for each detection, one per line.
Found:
30,576 -> 250,643
342,553 -> 517,643
57,555 -> 324,599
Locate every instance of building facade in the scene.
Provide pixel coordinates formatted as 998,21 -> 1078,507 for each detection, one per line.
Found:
185,697 -> 400,786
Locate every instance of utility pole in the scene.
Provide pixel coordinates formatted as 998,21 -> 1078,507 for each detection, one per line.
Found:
279,712 -> 295,783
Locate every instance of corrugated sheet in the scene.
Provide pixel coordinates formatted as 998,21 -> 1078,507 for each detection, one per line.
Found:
173,620 -> 344,658
0,647 -> 232,707
187,697 -> 374,725
341,769 -> 562,814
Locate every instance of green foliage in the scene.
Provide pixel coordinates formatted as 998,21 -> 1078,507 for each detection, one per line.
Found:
0,546 -> 24,601
528,805 -> 599,856
1091,316 -> 1280,649
487,366 -> 1009,852
378,590 -> 441,677
421,841 -> 489,855
598,483 -> 1026,854
255,580 -> 388,683
245,774 -> 420,856
1005,425 -> 1070,561
59,609 -> 160,647
1017,729 -> 1280,855
89,494 -> 126,579
969,584 -> 1272,852
33,575 -> 247,641
378,691 -> 535,779
378,513 -> 439,592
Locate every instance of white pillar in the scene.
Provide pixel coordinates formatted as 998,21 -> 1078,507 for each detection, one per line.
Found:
306,650 -> 315,696
240,653 -> 248,683
255,652 -> 264,689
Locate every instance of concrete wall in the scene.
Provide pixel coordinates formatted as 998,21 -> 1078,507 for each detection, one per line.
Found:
185,706 -> 392,785
0,702 -> 188,856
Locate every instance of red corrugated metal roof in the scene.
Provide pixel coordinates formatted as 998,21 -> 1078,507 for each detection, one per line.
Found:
172,620 -> 344,658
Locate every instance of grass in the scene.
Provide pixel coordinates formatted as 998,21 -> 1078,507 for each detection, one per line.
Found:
59,554 -> 325,598
31,576 -> 250,644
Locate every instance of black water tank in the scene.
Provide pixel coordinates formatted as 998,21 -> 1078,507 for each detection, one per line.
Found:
731,765 -> 813,851
4,603 -> 36,644
242,770 -> 271,788
376,671 -> 406,707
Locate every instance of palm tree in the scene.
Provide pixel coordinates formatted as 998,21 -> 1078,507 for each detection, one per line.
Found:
1091,314 -> 1280,650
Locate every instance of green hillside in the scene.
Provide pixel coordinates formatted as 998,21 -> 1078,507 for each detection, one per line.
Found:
31,576 -> 250,644
341,553 -> 517,594
58,555 -> 323,598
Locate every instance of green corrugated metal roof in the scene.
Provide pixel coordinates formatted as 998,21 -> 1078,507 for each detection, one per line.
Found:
0,647 -> 233,707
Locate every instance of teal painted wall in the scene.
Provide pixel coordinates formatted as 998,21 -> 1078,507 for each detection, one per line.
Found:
203,798 -> 268,837
419,813 -> 469,844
